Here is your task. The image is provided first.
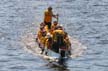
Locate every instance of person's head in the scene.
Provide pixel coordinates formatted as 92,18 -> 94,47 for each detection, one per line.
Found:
40,26 -> 44,30
46,33 -> 51,38
53,21 -> 58,26
57,25 -> 63,30
48,6 -> 52,11
40,22 -> 45,26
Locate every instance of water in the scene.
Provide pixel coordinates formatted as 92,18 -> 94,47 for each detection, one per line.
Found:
0,0 -> 108,71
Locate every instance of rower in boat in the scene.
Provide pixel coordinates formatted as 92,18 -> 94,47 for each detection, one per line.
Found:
51,21 -> 59,31
50,21 -> 59,34
44,33 -> 53,55
64,32 -> 72,56
52,26 -> 66,53
37,26 -> 47,54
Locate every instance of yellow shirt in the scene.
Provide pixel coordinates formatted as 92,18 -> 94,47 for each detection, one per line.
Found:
44,10 -> 53,22
53,29 -> 65,41
51,24 -> 56,30
44,25 -> 49,33
37,30 -> 42,40
40,36 -> 47,46
53,30 -> 65,35
37,30 -> 47,46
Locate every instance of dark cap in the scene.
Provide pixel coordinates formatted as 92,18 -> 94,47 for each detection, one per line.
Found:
53,21 -> 57,23
48,6 -> 52,10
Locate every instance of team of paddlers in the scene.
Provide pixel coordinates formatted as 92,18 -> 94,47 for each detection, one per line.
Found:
36,7 -> 71,57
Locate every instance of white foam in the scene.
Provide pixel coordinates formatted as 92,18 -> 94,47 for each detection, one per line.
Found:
21,33 -> 87,59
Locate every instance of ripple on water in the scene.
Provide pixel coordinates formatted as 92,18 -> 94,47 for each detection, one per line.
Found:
9,65 -> 27,70
94,63 -> 108,67
98,40 -> 108,45
0,59 -> 10,63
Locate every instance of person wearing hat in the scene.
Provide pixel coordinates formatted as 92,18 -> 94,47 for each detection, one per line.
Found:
44,6 -> 58,30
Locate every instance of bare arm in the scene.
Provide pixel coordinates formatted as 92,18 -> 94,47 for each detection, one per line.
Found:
52,14 -> 58,19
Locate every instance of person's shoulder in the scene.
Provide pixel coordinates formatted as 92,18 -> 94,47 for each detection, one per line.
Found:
54,30 -> 60,33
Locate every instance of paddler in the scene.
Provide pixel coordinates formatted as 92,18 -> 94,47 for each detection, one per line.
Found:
51,21 -> 59,31
44,6 -> 58,30
37,26 -> 47,54
53,26 -> 65,43
37,26 -> 44,41
64,32 -> 71,55
40,22 -> 45,27
44,33 -> 53,55
52,26 -> 66,53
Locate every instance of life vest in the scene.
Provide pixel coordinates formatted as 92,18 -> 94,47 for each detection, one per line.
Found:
53,29 -> 65,46
44,25 -> 49,33
39,36 -> 47,47
44,10 -> 53,22
37,29 -> 46,44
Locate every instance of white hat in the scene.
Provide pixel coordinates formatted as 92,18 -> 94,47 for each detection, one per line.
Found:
46,33 -> 52,38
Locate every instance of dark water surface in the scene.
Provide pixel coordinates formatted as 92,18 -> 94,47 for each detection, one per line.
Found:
0,0 -> 108,71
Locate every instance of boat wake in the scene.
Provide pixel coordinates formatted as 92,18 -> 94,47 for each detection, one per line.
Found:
21,32 -> 87,59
